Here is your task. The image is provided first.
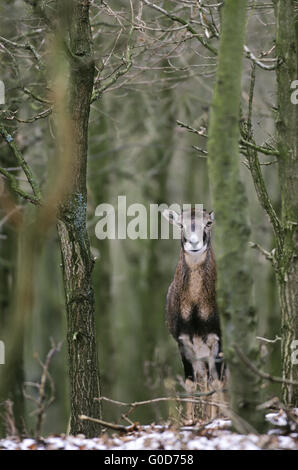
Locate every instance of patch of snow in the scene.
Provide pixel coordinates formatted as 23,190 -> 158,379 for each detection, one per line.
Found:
277,436 -> 297,450
266,412 -> 287,427
0,412 -> 297,450
205,418 -> 231,429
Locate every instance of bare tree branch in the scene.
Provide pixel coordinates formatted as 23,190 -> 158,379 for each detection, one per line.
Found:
235,344 -> 298,386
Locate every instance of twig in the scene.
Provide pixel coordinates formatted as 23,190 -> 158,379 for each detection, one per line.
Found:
22,87 -> 52,105
0,166 -> 40,205
256,335 -> 281,344
1,400 -> 18,437
24,340 -> 62,439
234,344 -> 298,386
243,65 -> 283,252
244,45 -> 278,71
249,242 -> 275,263
0,125 -> 42,202
95,391 -> 216,408
256,396 -> 280,410
192,145 -> 208,156
0,35 -> 41,66
240,138 -> 279,157
142,2 -> 277,71
177,119 -> 279,157
6,108 -> 52,124
142,0 -> 218,56
79,415 -> 139,432
92,2 -> 135,102
95,391 -> 217,421
177,120 -> 207,136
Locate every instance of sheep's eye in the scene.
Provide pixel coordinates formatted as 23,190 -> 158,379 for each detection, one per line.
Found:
206,221 -> 212,227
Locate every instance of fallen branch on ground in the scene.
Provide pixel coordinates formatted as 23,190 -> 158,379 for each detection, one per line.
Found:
79,415 -> 139,433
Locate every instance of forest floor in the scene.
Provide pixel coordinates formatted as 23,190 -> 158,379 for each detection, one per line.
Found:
0,409 -> 297,450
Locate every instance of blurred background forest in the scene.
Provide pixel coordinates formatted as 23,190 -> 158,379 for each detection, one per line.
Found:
0,0 -> 282,435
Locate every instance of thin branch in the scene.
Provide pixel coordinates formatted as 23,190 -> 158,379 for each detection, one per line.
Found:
0,35 -> 41,66
79,415 -> 139,432
249,241 -> 275,263
2,400 -> 18,437
240,138 -> 279,157
244,45 -> 278,71
94,391 -> 217,419
177,119 -> 279,157
243,65 -> 283,251
24,340 -> 62,439
142,2 -> 277,71
234,344 -> 298,386
92,3 -> 135,102
192,145 -> 208,156
5,108 -> 52,124
0,124 -> 42,202
256,335 -> 281,344
22,87 -> 52,105
177,120 -> 207,136
142,0 -> 218,56
0,166 -> 40,205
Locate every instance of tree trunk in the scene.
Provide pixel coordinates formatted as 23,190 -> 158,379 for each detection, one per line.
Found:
89,102 -> 114,418
207,0 -> 265,432
274,0 -> 298,407
57,0 -> 101,436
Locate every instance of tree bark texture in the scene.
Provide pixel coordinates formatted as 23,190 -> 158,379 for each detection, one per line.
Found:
274,0 -> 298,407
207,0 -> 265,432
57,0 -> 101,437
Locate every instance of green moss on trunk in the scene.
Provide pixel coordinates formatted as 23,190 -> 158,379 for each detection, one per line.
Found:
57,0 -> 101,437
207,0 -> 265,432
274,0 -> 298,407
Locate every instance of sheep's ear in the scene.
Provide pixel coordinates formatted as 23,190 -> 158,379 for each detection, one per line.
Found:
209,211 -> 215,222
162,209 -> 182,228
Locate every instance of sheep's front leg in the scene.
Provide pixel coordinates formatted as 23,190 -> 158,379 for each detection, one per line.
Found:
185,378 -> 196,424
179,349 -> 196,424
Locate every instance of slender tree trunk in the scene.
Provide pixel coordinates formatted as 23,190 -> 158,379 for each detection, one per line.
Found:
274,0 -> 298,407
207,0 -> 264,432
57,0 -> 101,436
89,103 -> 114,416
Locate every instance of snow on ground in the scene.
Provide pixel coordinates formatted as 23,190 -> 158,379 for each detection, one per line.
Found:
0,411 -> 297,450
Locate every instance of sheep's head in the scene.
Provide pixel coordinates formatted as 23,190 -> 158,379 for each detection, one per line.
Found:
162,208 -> 214,257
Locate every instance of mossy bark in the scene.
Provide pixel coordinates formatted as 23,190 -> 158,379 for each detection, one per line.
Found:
207,0 -> 264,432
0,215 -> 24,436
89,103 -> 114,413
274,0 -> 298,407
57,1 -> 101,436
